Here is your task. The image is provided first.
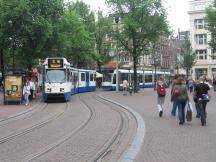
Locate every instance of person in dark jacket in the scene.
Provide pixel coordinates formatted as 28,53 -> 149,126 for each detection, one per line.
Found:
170,74 -> 179,116
193,76 -> 211,126
213,77 -> 216,92
173,75 -> 189,125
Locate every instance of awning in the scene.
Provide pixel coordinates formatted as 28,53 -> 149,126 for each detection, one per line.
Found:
96,72 -> 103,78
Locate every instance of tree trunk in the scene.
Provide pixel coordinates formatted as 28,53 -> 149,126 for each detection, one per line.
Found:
0,48 -> 4,80
133,54 -> 138,93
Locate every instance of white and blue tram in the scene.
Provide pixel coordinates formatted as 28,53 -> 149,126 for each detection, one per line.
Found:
42,58 -> 96,101
101,69 -> 170,91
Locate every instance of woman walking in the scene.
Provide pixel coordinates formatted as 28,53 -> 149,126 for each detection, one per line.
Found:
172,75 -> 189,125
156,76 -> 166,117
23,81 -> 31,106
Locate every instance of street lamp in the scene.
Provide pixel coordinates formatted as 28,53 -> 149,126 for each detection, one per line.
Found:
115,16 -> 119,92
153,57 -> 157,90
8,20 -> 15,70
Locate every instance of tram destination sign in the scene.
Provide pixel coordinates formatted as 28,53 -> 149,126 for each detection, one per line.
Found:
48,58 -> 63,68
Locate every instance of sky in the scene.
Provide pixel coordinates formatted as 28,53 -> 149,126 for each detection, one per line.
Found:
81,0 -> 190,35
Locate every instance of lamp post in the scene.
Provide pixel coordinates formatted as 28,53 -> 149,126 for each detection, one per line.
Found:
115,16 -> 119,92
8,20 -> 15,70
154,57 -> 157,90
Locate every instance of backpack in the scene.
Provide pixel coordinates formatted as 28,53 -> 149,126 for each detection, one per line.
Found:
157,83 -> 166,97
173,86 -> 180,97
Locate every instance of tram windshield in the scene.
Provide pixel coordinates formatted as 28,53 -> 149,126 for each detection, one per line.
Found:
46,69 -> 66,83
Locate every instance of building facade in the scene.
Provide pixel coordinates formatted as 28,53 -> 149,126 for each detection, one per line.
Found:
188,0 -> 216,80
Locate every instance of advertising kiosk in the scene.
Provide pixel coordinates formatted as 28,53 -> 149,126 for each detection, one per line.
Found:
4,75 -> 23,104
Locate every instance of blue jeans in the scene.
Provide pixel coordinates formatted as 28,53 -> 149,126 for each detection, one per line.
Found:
176,99 -> 187,124
171,100 -> 177,116
195,102 -> 200,117
196,100 -> 207,124
24,93 -> 29,105
189,86 -> 193,94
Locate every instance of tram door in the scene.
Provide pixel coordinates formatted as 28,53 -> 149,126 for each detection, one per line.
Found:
86,72 -> 89,87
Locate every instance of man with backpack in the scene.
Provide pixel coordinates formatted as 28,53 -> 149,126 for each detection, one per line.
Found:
156,75 -> 166,117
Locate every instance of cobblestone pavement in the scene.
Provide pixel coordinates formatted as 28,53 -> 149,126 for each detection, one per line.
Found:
101,88 -> 216,162
1,89 -> 216,162
0,92 -> 40,119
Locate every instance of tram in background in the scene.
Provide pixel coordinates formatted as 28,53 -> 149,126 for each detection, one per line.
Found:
42,58 -> 96,102
101,69 -> 170,91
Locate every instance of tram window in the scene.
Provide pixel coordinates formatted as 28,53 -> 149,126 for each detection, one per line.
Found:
113,74 -> 116,84
90,74 -> 94,81
139,75 -> 143,83
121,73 -> 128,82
81,73 -> 85,81
145,75 -> 152,83
103,73 -> 112,82
67,70 -> 71,81
46,69 -> 66,83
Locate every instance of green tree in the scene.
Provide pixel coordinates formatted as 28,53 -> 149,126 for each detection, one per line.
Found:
181,36 -> 196,77
94,10 -> 113,72
206,0 -> 216,50
0,0 -> 65,69
68,1 -> 114,70
64,2 -> 96,67
106,0 -> 169,92
56,9 -> 94,67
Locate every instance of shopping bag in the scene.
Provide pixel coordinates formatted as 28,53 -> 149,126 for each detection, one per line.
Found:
186,106 -> 192,122
201,94 -> 209,102
188,102 -> 193,112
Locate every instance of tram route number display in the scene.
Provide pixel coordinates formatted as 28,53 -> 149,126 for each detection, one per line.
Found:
48,59 -> 63,68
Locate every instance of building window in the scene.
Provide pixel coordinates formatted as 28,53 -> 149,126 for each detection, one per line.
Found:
119,52 -> 129,62
211,49 -> 216,60
196,49 -> 207,60
194,19 -> 207,29
195,34 -> 207,45
195,68 -> 207,80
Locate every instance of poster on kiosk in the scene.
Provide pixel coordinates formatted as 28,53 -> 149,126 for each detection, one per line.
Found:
4,75 -> 23,104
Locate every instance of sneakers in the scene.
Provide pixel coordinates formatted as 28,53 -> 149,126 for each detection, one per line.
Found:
196,115 -> 200,118
201,119 -> 206,126
159,110 -> 163,117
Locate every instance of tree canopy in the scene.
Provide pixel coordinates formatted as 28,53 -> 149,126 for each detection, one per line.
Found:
0,0 -> 101,70
106,0 -> 169,92
180,36 -> 196,77
206,0 -> 216,50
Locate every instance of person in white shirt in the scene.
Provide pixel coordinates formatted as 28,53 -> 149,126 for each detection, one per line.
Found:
23,81 -> 30,106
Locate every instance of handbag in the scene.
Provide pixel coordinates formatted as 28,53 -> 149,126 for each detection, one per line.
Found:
201,94 -> 209,102
186,105 -> 192,122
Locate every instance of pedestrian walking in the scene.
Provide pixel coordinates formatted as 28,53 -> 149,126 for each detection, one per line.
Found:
193,80 -> 201,118
123,79 -> 129,96
170,74 -> 178,116
156,75 -> 166,117
213,77 -> 216,92
23,81 -> 31,106
193,76 -> 211,126
29,78 -> 36,100
173,75 -> 189,125
188,78 -> 194,94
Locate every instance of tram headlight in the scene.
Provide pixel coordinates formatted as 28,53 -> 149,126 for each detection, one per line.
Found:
60,88 -> 64,92
47,88 -> 51,92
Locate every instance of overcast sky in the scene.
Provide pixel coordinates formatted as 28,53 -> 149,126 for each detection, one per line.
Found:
81,0 -> 190,35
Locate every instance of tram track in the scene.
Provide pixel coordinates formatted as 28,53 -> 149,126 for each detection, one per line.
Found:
24,92 -> 139,162
24,95 -> 94,162
0,102 -> 69,144
0,99 -> 46,126
1,92 -> 143,162
91,94 -> 137,162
